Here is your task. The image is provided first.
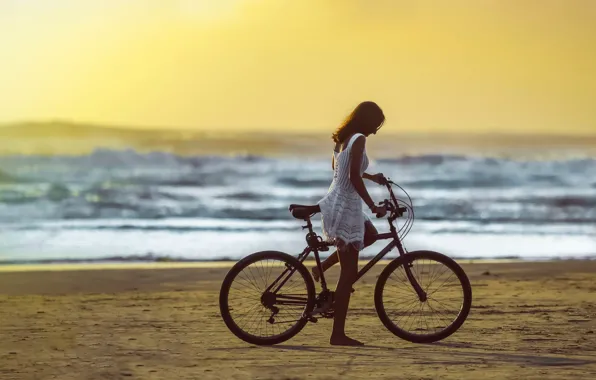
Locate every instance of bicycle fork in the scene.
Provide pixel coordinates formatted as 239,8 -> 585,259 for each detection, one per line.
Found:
395,235 -> 427,302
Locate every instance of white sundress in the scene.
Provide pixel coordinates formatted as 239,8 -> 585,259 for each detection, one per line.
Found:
317,133 -> 371,251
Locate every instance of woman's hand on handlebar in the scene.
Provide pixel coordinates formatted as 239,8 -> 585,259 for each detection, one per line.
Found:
371,204 -> 388,218
369,173 -> 388,185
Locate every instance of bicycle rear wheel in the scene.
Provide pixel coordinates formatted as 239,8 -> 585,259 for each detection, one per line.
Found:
375,250 -> 472,343
219,251 -> 316,345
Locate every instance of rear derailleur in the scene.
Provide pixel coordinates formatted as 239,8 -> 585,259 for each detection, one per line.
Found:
261,291 -> 280,324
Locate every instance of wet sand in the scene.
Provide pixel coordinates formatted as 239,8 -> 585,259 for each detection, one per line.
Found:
1,260 -> 595,379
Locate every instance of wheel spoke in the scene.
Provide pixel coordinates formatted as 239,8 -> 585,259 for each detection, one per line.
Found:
238,271 -> 261,294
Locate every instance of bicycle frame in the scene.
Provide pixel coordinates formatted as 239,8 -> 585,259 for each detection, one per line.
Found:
264,182 -> 427,308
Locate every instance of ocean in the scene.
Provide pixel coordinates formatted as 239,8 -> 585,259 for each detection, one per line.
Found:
0,148 -> 595,263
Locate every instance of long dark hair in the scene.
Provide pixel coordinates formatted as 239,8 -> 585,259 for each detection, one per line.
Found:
332,101 -> 385,143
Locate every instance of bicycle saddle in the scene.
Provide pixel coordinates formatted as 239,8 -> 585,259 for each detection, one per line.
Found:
288,204 -> 321,219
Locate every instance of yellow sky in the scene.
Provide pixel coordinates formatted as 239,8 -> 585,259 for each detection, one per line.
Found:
1,0 -> 595,134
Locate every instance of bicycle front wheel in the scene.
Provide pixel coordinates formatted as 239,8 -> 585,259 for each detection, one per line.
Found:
219,251 -> 316,345
375,250 -> 472,343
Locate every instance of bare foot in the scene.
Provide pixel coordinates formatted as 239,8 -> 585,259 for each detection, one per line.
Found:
330,334 -> 364,346
312,267 -> 320,282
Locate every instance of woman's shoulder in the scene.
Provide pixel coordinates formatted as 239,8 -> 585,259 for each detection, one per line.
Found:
348,134 -> 367,154
349,132 -> 366,141
336,133 -> 366,152
347,133 -> 365,141
351,133 -> 366,145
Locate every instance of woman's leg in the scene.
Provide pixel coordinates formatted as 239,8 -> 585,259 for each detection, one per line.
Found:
363,219 -> 379,247
313,221 -> 378,281
330,242 -> 362,346
312,250 -> 339,282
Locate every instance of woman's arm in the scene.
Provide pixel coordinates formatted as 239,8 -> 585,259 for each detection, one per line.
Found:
363,172 -> 386,184
349,136 -> 375,210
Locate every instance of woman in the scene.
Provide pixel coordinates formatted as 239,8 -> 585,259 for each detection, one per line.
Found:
316,101 -> 388,346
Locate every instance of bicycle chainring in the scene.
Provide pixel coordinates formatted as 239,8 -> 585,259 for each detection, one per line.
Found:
316,290 -> 335,318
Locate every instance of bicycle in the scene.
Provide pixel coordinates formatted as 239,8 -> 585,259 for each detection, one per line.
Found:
219,180 -> 472,345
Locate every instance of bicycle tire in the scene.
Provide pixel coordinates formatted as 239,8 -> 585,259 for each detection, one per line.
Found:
374,250 -> 472,343
219,250 -> 316,345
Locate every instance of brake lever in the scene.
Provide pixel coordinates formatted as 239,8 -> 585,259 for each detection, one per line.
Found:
377,199 -> 390,208
374,199 -> 390,218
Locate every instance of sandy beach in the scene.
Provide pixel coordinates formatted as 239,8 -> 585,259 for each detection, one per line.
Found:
1,259 -> 595,379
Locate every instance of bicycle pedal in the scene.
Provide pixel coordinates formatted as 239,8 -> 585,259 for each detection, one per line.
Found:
321,311 -> 334,319
307,315 -> 318,323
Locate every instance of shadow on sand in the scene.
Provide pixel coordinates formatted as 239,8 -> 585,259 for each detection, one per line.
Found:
210,342 -> 594,368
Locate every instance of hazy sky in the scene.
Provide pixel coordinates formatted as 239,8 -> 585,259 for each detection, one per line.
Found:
1,0 -> 595,134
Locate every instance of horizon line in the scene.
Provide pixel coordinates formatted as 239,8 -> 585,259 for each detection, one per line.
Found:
1,119 -> 595,138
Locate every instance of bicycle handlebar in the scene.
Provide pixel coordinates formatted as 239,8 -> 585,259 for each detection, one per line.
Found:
374,178 -> 408,218
377,199 -> 407,217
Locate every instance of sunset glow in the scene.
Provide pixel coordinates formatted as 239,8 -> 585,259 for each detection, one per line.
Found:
1,0 -> 595,134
